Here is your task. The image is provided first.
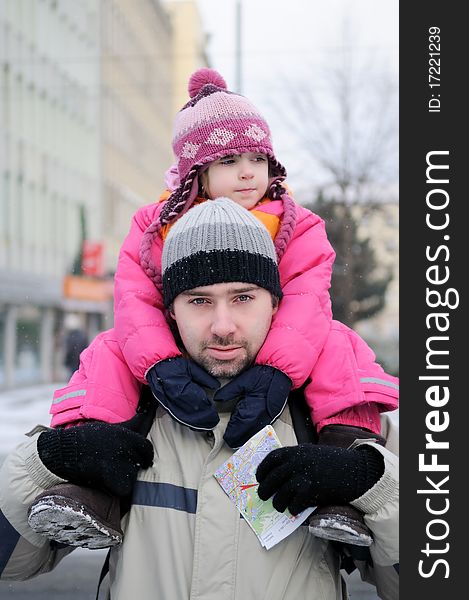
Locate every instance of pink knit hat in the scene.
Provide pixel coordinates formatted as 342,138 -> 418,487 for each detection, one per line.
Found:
159,68 -> 287,225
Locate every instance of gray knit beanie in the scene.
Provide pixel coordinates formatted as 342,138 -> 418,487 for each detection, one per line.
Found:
161,198 -> 282,307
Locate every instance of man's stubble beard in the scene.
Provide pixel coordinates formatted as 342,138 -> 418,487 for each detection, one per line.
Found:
196,338 -> 255,378
168,319 -> 258,378
196,352 -> 253,378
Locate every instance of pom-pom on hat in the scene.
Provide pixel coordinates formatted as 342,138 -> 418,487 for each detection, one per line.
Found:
161,197 -> 283,308
174,67 -> 278,182
160,67 -> 287,226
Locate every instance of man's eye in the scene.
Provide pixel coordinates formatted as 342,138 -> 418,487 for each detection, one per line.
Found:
190,298 -> 208,305
236,295 -> 253,303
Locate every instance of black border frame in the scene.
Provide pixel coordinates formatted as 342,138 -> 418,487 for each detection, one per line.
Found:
400,2 -> 465,595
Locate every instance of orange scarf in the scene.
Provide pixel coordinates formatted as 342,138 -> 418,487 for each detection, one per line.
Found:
158,192 -> 280,242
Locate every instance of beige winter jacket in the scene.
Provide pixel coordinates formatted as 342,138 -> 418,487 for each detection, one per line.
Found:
0,407 -> 399,600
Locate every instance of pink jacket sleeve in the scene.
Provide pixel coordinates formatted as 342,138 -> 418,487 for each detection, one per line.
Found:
113,203 -> 182,383
255,205 -> 335,388
49,329 -> 141,427
304,320 -> 399,429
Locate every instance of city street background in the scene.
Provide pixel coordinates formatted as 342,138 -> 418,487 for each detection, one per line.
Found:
1,1 -> 396,597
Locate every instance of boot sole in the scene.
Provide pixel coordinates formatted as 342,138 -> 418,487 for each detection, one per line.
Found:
28,495 -> 123,549
308,514 -> 373,546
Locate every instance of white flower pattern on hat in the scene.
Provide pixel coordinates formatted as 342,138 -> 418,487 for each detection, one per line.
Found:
181,141 -> 200,159
244,124 -> 267,142
206,128 -> 236,146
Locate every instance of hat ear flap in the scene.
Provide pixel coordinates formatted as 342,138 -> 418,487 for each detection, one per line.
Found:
273,192 -> 297,263
160,167 -> 200,226
268,156 -> 287,180
139,219 -> 163,291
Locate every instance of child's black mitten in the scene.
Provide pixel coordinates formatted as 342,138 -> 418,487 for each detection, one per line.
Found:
256,443 -> 384,515
37,413 -> 154,497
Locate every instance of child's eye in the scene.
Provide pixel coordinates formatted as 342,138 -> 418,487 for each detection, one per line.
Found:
219,158 -> 235,165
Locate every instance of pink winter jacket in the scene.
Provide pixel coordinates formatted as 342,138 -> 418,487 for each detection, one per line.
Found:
50,198 -> 399,428
50,320 -> 398,430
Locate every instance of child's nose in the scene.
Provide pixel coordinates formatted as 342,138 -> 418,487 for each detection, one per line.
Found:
239,159 -> 254,179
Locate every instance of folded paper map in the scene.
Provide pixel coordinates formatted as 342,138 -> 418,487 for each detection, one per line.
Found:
214,425 -> 315,549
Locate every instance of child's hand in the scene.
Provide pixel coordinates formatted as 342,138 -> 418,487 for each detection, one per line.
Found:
214,365 -> 292,449
256,444 -> 384,515
37,418 -> 154,497
147,357 -> 220,430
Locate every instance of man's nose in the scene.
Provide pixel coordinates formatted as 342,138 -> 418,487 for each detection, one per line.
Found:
210,306 -> 237,337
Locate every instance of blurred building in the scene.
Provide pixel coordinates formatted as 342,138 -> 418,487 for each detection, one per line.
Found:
163,0 -> 210,113
100,0 -> 173,268
0,0 -> 102,387
101,0 -> 209,269
0,0 -> 208,389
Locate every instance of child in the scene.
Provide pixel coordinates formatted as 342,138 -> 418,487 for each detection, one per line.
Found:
28,68 -> 398,549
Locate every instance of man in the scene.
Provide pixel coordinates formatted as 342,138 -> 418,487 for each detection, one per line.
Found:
63,314 -> 88,378
0,199 -> 398,599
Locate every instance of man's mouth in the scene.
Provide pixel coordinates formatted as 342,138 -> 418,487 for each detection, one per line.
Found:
206,346 -> 244,360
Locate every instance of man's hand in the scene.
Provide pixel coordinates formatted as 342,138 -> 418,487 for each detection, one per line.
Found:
147,357 -> 220,430
214,365 -> 292,448
256,444 -> 384,515
37,413 -> 154,497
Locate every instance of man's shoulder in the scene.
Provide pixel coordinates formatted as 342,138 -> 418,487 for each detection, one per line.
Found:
380,410 -> 399,455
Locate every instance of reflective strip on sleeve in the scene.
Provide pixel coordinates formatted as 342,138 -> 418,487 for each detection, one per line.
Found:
51,389 -> 86,405
360,377 -> 399,391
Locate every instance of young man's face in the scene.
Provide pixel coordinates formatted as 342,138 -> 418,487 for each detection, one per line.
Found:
171,282 -> 277,378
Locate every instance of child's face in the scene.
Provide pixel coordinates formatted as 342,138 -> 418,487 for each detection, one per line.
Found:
203,152 -> 269,209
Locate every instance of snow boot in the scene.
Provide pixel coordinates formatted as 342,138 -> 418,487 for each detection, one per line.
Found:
28,483 -> 123,549
308,424 -> 386,547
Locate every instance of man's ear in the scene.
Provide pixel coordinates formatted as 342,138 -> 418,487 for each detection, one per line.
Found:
271,295 -> 280,316
166,304 -> 176,320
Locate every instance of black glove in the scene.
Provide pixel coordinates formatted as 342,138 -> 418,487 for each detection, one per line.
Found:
256,444 -> 384,515
147,357 -> 221,430
214,365 -> 292,449
37,412 -> 154,497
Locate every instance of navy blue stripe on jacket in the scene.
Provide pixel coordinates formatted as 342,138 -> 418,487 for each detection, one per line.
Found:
132,481 -> 198,514
0,510 -> 21,576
